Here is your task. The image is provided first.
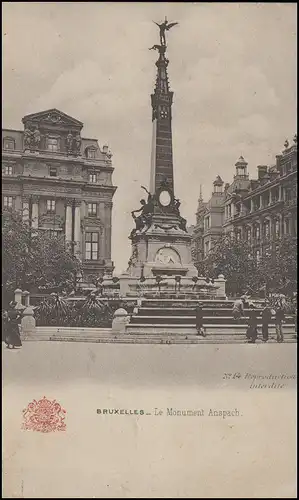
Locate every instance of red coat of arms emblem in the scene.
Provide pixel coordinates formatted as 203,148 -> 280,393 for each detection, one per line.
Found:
22,397 -> 66,433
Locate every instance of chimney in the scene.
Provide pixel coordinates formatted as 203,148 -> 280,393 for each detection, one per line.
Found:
257,165 -> 268,180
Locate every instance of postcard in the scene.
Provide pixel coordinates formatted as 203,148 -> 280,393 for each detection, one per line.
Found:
2,2 -> 297,498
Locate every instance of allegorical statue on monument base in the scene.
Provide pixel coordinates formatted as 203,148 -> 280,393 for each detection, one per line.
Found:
130,186 -> 155,238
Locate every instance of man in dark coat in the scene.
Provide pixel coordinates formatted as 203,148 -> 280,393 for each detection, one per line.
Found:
246,305 -> 259,343
275,299 -> 285,343
5,301 -> 22,349
195,302 -> 206,337
261,300 -> 272,342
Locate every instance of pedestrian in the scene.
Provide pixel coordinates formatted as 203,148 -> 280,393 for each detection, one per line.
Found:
5,301 -> 23,349
232,296 -> 246,322
195,302 -> 206,337
246,305 -> 259,343
261,300 -> 272,342
275,298 -> 285,343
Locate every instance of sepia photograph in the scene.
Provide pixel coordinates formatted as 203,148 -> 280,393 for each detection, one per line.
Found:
2,2 -> 297,498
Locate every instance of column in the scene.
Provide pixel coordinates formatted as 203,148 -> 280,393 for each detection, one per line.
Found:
250,198 -> 254,213
269,189 -> 273,205
259,194 -> 263,209
279,214 -> 284,237
99,201 -> 106,259
279,184 -> 283,202
31,196 -> 39,229
74,200 -> 82,258
22,196 -> 30,223
104,201 -> 113,261
65,199 -> 73,246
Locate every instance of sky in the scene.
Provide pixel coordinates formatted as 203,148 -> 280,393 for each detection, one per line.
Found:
2,2 -> 297,273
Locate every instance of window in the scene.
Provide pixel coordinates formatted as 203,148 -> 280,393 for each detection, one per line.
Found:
3,138 -> 15,150
204,216 -> 210,230
48,229 -> 60,238
246,227 -> 251,242
47,137 -> 59,152
89,173 -> 97,183
3,165 -> 13,175
285,219 -> 290,234
46,199 -> 56,214
87,149 -> 96,159
3,196 -> 13,209
255,225 -> 260,240
236,231 -> 241,241
49,166 -> 57,177
85,232 -> 99,260
256,250 -> 261,264
204,241 -> 210,256
88,203 -> 97,216
275,220 -> 280,237
264,221 -> 270,238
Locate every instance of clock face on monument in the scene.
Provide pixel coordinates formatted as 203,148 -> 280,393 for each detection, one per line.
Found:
159,190 -> 171,207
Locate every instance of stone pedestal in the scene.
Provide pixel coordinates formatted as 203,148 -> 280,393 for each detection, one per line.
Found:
21,306 -> 36,337
112,308 -> 130,334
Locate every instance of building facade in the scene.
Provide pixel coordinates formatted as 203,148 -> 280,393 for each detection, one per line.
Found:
191,136 -> 297,266
2,108 -> 117,284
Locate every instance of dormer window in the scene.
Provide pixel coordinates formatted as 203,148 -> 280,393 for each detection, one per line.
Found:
85,147 -> 97,159
3,138 -> 15,150
47,137 -> 60,152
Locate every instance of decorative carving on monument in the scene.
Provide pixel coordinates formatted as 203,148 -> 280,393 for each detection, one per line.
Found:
154,224 -> 178,231
155,247 -> 181,265
128,244 -> 138,268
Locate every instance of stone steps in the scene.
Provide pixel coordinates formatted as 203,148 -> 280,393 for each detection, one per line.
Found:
22,326 -> 297,344
130,315 -> 294,325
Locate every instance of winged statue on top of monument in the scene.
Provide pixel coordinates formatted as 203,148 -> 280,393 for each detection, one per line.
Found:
153,17 -> 178,46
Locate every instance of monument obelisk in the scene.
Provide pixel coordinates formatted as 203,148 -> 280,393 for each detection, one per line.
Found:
121,18 -> 198,293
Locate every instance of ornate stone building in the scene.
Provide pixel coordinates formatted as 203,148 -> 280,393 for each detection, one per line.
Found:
2,109 -> 117,283
191,136 -> 297,264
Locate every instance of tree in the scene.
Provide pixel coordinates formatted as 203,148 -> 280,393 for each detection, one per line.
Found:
196,233 -> 297,298
197,235 -> 256,297
2,209 -> 82,306
254,235 -> 297,297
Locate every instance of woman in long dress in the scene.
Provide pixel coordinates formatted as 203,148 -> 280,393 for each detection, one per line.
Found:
5,301 -> 22,349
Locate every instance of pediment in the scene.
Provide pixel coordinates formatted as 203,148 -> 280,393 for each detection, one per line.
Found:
22,109 -> 83,129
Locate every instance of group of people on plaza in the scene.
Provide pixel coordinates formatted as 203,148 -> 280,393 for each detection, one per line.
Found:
194,293 -> 297,342
232,293 -> 297,344
2,301 -> 23,349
